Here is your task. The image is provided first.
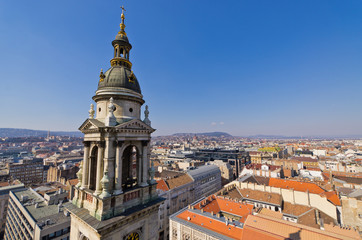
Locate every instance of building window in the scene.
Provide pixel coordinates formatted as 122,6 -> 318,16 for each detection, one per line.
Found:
172,228 -> 177,238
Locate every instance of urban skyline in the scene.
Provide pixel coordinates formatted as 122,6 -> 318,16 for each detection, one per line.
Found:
0,2 -> 361,239
1,0 -> 362,136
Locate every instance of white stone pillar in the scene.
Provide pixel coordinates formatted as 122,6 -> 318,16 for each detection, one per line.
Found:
140,141 -> 149,187
103,137 -> 115,194
138,154 -> 142,186
114,141 -> 123,194
95,142 -> 104,196
81,141 -> 90,189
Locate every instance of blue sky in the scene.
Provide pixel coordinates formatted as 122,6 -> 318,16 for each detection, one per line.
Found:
0,0 -> 361,136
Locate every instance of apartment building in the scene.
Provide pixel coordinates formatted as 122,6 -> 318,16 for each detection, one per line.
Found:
7,158 -> 44,185
0,183 -> 24,238
4,188 -> 70,240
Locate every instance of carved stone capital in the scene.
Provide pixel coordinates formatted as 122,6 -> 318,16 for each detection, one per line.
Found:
83,141 -> 91,148
95,141 -> 105,148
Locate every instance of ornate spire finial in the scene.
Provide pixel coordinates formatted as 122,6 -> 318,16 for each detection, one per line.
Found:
105,97 -> 117,127
119,5 -> 126,35
89,104 -> 95,119
99,68 -> 105,82
143,105 -> 151,126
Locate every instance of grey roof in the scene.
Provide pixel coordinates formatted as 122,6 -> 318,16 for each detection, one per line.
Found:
348,189 -> 362,199
97,66 -> 141,94
0,184 -> 25,196
238,174 -> 253,182
187,164 -> 220,180
112,32 -> 132,49
88,118 -> 105,127
12,188 -> 70,228
64,196 -> 164,231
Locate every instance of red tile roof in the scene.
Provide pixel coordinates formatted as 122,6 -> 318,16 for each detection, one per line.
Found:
268,178 -> 325,194
156,180 -> 169,191
194,195 -> 254,223
177,210 -> 243,240
320,191 -> 341,206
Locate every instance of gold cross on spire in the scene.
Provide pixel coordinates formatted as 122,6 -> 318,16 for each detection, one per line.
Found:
119,5 -> 126,34
121,5 -> 126,13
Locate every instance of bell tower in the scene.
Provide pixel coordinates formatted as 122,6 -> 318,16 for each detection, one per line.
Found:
66,6 -> 163,240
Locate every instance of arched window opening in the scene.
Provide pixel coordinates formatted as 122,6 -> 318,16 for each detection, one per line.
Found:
120,48 -> 124,58
89,146 -> 98,191
122,145 -> 139,190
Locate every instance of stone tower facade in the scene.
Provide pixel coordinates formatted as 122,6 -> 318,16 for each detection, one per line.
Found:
66,7 -> 163,240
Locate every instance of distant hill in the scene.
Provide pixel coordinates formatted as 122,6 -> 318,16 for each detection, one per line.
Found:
172,132 -> 232,137
245,134 -> 362,140
0,128 -> 83,138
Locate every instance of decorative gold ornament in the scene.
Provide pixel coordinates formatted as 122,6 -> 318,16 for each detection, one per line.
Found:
99,68 -> 105,82
118,5 -> 127,35
128,71 -> 135,83
126,232 -> 139,240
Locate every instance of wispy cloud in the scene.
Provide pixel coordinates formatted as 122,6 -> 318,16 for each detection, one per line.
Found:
211,122 -> 225,126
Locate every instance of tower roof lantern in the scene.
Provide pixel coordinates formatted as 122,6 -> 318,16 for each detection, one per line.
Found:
96,5 -> 141,96
113,6 -> 131,48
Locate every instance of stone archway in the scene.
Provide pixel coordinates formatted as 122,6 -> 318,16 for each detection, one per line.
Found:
89,146 -> 98,191
122,145 -> 140,190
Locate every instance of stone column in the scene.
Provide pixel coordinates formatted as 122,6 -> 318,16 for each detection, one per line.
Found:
140,140 -> 149,187
103,137 -> 115,195
114,141 -> 123,195
138,154 -> 142,186
81,141 -> 90,189
95,142 -> 104,196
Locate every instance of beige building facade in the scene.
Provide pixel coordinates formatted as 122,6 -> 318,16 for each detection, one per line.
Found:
341,195 -> 362,230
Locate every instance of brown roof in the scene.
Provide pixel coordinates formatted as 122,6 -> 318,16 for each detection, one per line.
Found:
333,176 -> 362,185
155,170 -> 183,179
283,169 -> 292,178
0,181 -> 10,187
238,188 -> 282,206
298,208 -> 335,229
291,157 -> 318,162
242,214 -> 358,240
165,173 -> 193,190
324,224 -> 361,239
67,178 -> 78,186
253,176 -> 270,185
282,202 -> 313,216
219,187 -> 242,199
259,208 -> 283,219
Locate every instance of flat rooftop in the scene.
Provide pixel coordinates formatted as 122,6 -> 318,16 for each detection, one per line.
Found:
13,188 -> 70,229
